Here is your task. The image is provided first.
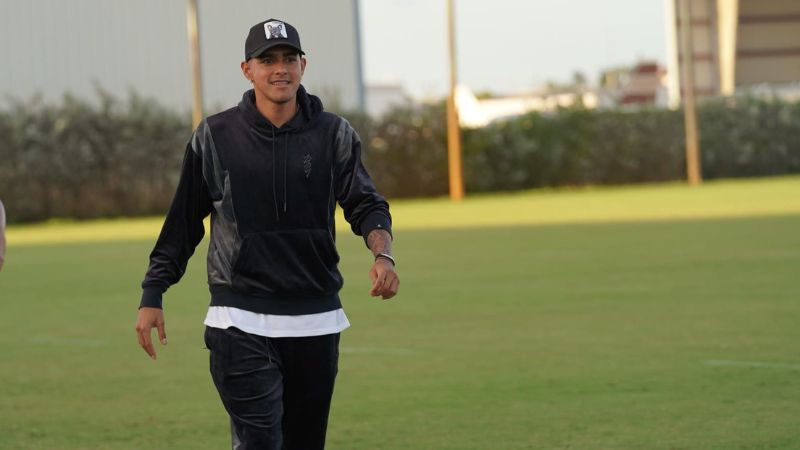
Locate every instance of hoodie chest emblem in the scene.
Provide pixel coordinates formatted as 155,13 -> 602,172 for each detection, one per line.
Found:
303,153 -> 312,179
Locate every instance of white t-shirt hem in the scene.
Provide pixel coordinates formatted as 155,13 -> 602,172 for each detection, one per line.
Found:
203,306 -> 350,338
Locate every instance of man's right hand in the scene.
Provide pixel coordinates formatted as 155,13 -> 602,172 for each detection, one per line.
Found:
135,307 -> 167,360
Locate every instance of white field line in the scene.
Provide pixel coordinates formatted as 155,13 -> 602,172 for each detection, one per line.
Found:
704,359 -> 800,370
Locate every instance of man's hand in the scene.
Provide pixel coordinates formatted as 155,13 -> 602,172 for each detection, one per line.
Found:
135,307 -> 167,360
369,258 -> 399,300
366,228 -> 398,300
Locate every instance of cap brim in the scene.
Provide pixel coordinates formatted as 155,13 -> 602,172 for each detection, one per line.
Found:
248,42 -> 305,59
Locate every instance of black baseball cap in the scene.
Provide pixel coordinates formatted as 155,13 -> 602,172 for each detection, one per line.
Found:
245,19 -> 304,60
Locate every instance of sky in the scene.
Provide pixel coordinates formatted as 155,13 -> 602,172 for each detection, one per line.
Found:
360,0 -> 668,98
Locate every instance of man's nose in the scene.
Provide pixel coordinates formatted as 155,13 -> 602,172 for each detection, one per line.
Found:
274,61 -> 289,74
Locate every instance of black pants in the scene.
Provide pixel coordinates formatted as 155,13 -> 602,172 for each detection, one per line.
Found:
204,326 -> 340,450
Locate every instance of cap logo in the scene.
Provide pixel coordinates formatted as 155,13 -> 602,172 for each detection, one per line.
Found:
265,21 -> 287,40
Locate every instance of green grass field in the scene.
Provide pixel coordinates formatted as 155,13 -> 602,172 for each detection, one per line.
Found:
2,177 -> 799,449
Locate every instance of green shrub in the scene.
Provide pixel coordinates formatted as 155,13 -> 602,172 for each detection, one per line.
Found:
1,91 -> 798,222
0,90 -> 188,222
356,102 -> 448,198
698,96 -> 800,178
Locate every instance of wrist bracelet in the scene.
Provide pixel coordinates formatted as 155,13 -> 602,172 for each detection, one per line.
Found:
375,253 -> 396,266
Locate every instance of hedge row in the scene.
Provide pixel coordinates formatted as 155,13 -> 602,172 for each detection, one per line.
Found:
1,91 -> 799,222
380,96 -> 800,196
0,91 -> 187,222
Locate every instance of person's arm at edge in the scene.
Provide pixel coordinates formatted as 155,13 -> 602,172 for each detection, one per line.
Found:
0,200 -> 5,271
135,138 -> 212,360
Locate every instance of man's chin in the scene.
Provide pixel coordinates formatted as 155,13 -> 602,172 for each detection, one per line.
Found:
268,93 -> 296,105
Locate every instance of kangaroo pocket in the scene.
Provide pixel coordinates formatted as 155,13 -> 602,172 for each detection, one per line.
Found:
231,229 -> 342,296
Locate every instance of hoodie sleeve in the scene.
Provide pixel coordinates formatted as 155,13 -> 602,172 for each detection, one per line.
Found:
140,138 -> 213,309
333,118 -> 392,246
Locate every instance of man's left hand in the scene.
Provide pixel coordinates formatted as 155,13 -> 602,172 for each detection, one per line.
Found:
369,258 -> 399,300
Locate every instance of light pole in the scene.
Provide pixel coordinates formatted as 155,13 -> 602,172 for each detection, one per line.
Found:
678,0 -> 702,185
446,0 -> 465,200
186,0 -> 204,129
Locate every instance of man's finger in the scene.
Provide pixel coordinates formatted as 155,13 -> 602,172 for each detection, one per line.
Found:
368,266 -> 379,295
369,267 -> 378,284
139,329 -> 156,360
379,274 -> 394,294
369,273 -> 383,295
157,323 -> 168,346
137,329 -> 145,348
381,277 -> 398,300
383,277 -> 400,300
370,274 -> 387,296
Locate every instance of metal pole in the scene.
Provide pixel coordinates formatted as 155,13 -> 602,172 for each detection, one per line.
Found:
678,0 -> 702,185
353,0 -> 367,112
446,0 -> 465,201
186,0 -> 204,129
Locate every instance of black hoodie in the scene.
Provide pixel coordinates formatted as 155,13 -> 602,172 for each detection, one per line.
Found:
140,86 -> 392,315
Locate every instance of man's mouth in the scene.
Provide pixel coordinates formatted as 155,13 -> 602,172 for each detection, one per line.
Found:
270,80 -> 291,86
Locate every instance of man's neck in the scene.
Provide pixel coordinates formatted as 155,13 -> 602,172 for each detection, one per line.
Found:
255,96 -> 298,128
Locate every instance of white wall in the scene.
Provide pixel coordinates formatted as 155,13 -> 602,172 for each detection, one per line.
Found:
0,0 -> 363,113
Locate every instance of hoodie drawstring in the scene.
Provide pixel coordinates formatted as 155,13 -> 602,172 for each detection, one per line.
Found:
270,127 -> 290,217
271,126 -> 280,220
283,134 -> 288,213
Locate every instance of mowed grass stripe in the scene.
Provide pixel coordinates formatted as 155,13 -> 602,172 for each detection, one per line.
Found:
7,175 -> 800,246
1,214 -> 799,449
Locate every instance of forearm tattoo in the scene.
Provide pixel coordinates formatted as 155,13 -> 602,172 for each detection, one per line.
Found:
367,229 -> 392,257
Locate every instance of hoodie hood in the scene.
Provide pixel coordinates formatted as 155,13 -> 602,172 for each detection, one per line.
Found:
238,84 -> 324,133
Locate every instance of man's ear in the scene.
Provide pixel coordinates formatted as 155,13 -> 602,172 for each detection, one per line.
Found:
240,60 -> 253,83
300,57 -> 307,77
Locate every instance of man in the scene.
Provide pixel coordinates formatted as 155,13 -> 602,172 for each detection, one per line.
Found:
135,18 -> 398,450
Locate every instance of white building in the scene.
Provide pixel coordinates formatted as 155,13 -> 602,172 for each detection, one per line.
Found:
665,0 -> 800,106
455,85 -> 598,128
0,0 -> 365,113
365,83 -> 411,118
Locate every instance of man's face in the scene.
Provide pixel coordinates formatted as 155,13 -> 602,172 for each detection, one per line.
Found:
242,46 -> 306,106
